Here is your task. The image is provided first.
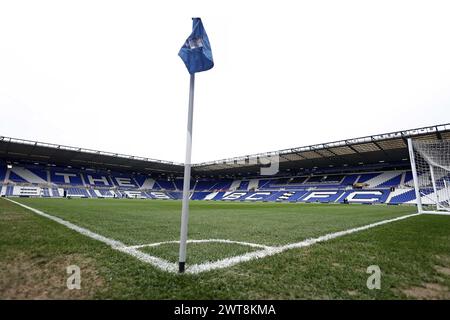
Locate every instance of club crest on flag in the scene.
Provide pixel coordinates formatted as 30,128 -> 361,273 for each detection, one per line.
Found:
188,38 -> 203,49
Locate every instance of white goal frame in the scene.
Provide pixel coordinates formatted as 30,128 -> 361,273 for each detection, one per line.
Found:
408,138 -> 450,215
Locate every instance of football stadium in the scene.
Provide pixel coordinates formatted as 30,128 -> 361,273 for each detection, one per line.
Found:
2,1 -> 450,309
1,123 -> 450,299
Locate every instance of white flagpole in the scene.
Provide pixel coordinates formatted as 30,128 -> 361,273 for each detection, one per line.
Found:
179,73 -> 195,273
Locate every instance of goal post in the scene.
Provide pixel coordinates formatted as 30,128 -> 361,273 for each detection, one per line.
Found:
407,138 -> 450,215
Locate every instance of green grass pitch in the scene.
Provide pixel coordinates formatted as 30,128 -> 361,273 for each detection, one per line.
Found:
1,197 -> 450,299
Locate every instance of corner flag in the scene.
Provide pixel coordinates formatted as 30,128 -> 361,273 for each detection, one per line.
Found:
179,18 -> 214,74
178,18 -> 214,273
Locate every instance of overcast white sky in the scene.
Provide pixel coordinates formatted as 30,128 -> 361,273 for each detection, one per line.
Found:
1,0 -> 450,163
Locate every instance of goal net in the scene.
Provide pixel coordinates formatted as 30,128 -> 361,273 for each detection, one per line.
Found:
407,138 -> 450,215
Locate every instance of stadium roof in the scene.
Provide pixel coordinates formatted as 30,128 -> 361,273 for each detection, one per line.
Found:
192,123 -> 450,177
0,136 -> 184,175
1,123 -> 450,177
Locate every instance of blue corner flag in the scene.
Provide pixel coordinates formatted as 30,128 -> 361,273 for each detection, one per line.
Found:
179,18 -> 214,74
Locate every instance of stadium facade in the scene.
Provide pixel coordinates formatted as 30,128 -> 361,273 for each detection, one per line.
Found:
1,124 -> 449,205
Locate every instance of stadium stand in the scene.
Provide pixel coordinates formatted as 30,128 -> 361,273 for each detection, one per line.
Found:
50,169 -> 84,186
0,164 -> 6,184
1,124 -> 450,204
156,180 -> 176,190
0,163 -> 412,203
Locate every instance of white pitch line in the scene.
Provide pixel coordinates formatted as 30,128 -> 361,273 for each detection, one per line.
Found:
4,198 -> 178,273
5,198 -> 421,274
184,212 -> 421,274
